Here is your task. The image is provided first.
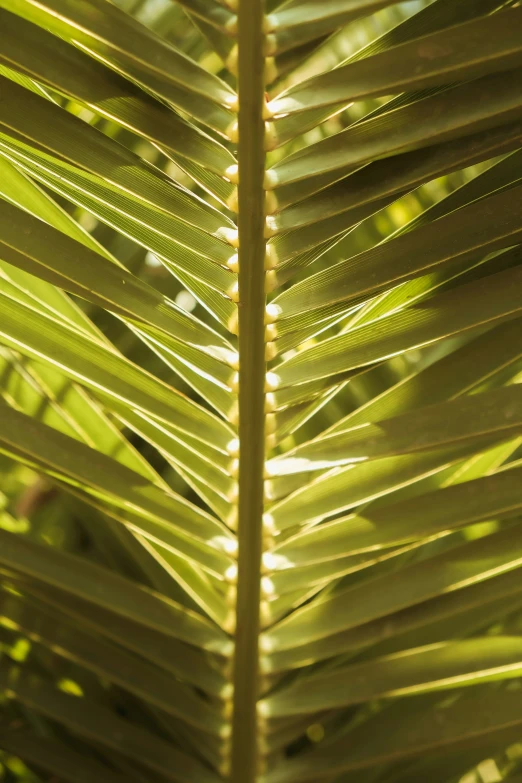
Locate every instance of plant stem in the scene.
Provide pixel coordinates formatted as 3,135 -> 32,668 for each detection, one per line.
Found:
230,0 -> 267,780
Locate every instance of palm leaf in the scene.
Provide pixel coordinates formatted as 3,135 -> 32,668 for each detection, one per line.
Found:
1,0 -> 522,782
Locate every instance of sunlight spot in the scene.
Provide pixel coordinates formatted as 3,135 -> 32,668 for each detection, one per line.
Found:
228,280 -> 239,302
264,243 -> 278,270
0,512 -> 29,534
263,169 -> 278,190
261,576 -> 276,596
225,163 -> 239,183
263,551 -> 292,571
259,634 -> 273,653
265,302 -> 282,322
257,699 -> 270,717
224,93 -> 239,112
226,120 -> 239,143
265,371 -> 280,391
145,250 -> 162,268
264,480 -> 275,501
266,455 -> 366,476
220,682 -> 234,701
265,269 -> 278,292
226,506 -> 238,530
226,438 -> 240,457
218,227 -> 240,247
476,759 -> 501,783
265,341 -> 277,361
175,290 -> 197,312
225,564 -> 238,583
223,611 -> 236,634
227,253 -> 239,272
9,638 -> 30,662
264,392 -> 276,413
58,679 -> 84,697
210,536 -> 238,556
77,211 -> 99,233
230,371 -> 240,393
227,308 -> 239,335
307,724 -> 325,743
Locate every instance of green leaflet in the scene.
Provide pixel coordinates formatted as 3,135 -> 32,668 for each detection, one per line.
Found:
0,348 -> 162,481
261,636 -> 522,717
0,141 -> 237,280
0,75 -> 236,246
0,588 -> 228,732
267,69 -> 522,189
0,196 -> 236,364
268,436 -> 522,611
270,121 -> 522,234
1,0 -> 522,778
0,659 -> 222,783
0,9 -> 235,174
270,9 -> 522,115
0,162 -> 234,613
268,385 -> 522,475
19,580 -> 227,692
270,141 -> 522,278
0,289 -> 234,450
262,522 -> 522,652
0,154 -> 239,412
261,683 -> 522,782
0,528 -> 231,653
265,565 -> 522,672
276,265 -> 522,388
275,462 -> 522,564
174,0 -> 237,32
274,184 -> 522,320
265,317 -> 522,502
271,0 -> 507,147
267,442 -> 495,532
1,0 -> 236,134
0,401 -> 235,576
268,0 -> 401,53
0,731 -> 129,783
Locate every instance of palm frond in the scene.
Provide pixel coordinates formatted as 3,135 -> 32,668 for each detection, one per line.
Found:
1,0 -> 522,782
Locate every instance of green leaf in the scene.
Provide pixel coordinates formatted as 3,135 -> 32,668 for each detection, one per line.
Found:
0,76 -> 237,257
273,176 -> 522,311
0,528 -> 231,654
270,121 -> 522,235
0,401 -> 235,576
268,385 -> 522,475
275,461 -> 522,564
0,9 -> 235,174
261,683 -> 522,782
265,561 -> 522,672
267,69 -> 522,190
0,588 -> 229,732
0,289 -> 233,450
2,0 -> 237,134
262,636 -> 522,717
0,659 -> 222,783
268,0 -> 400,53
271,0 -> 508,148
271,9 -> 522,115
263,522 -> 522,652
19,580 -> 227,693
0,730 -> 129,783
1,1 -> 521,779
276,265 -> 522,388
0,196 -> 236,365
